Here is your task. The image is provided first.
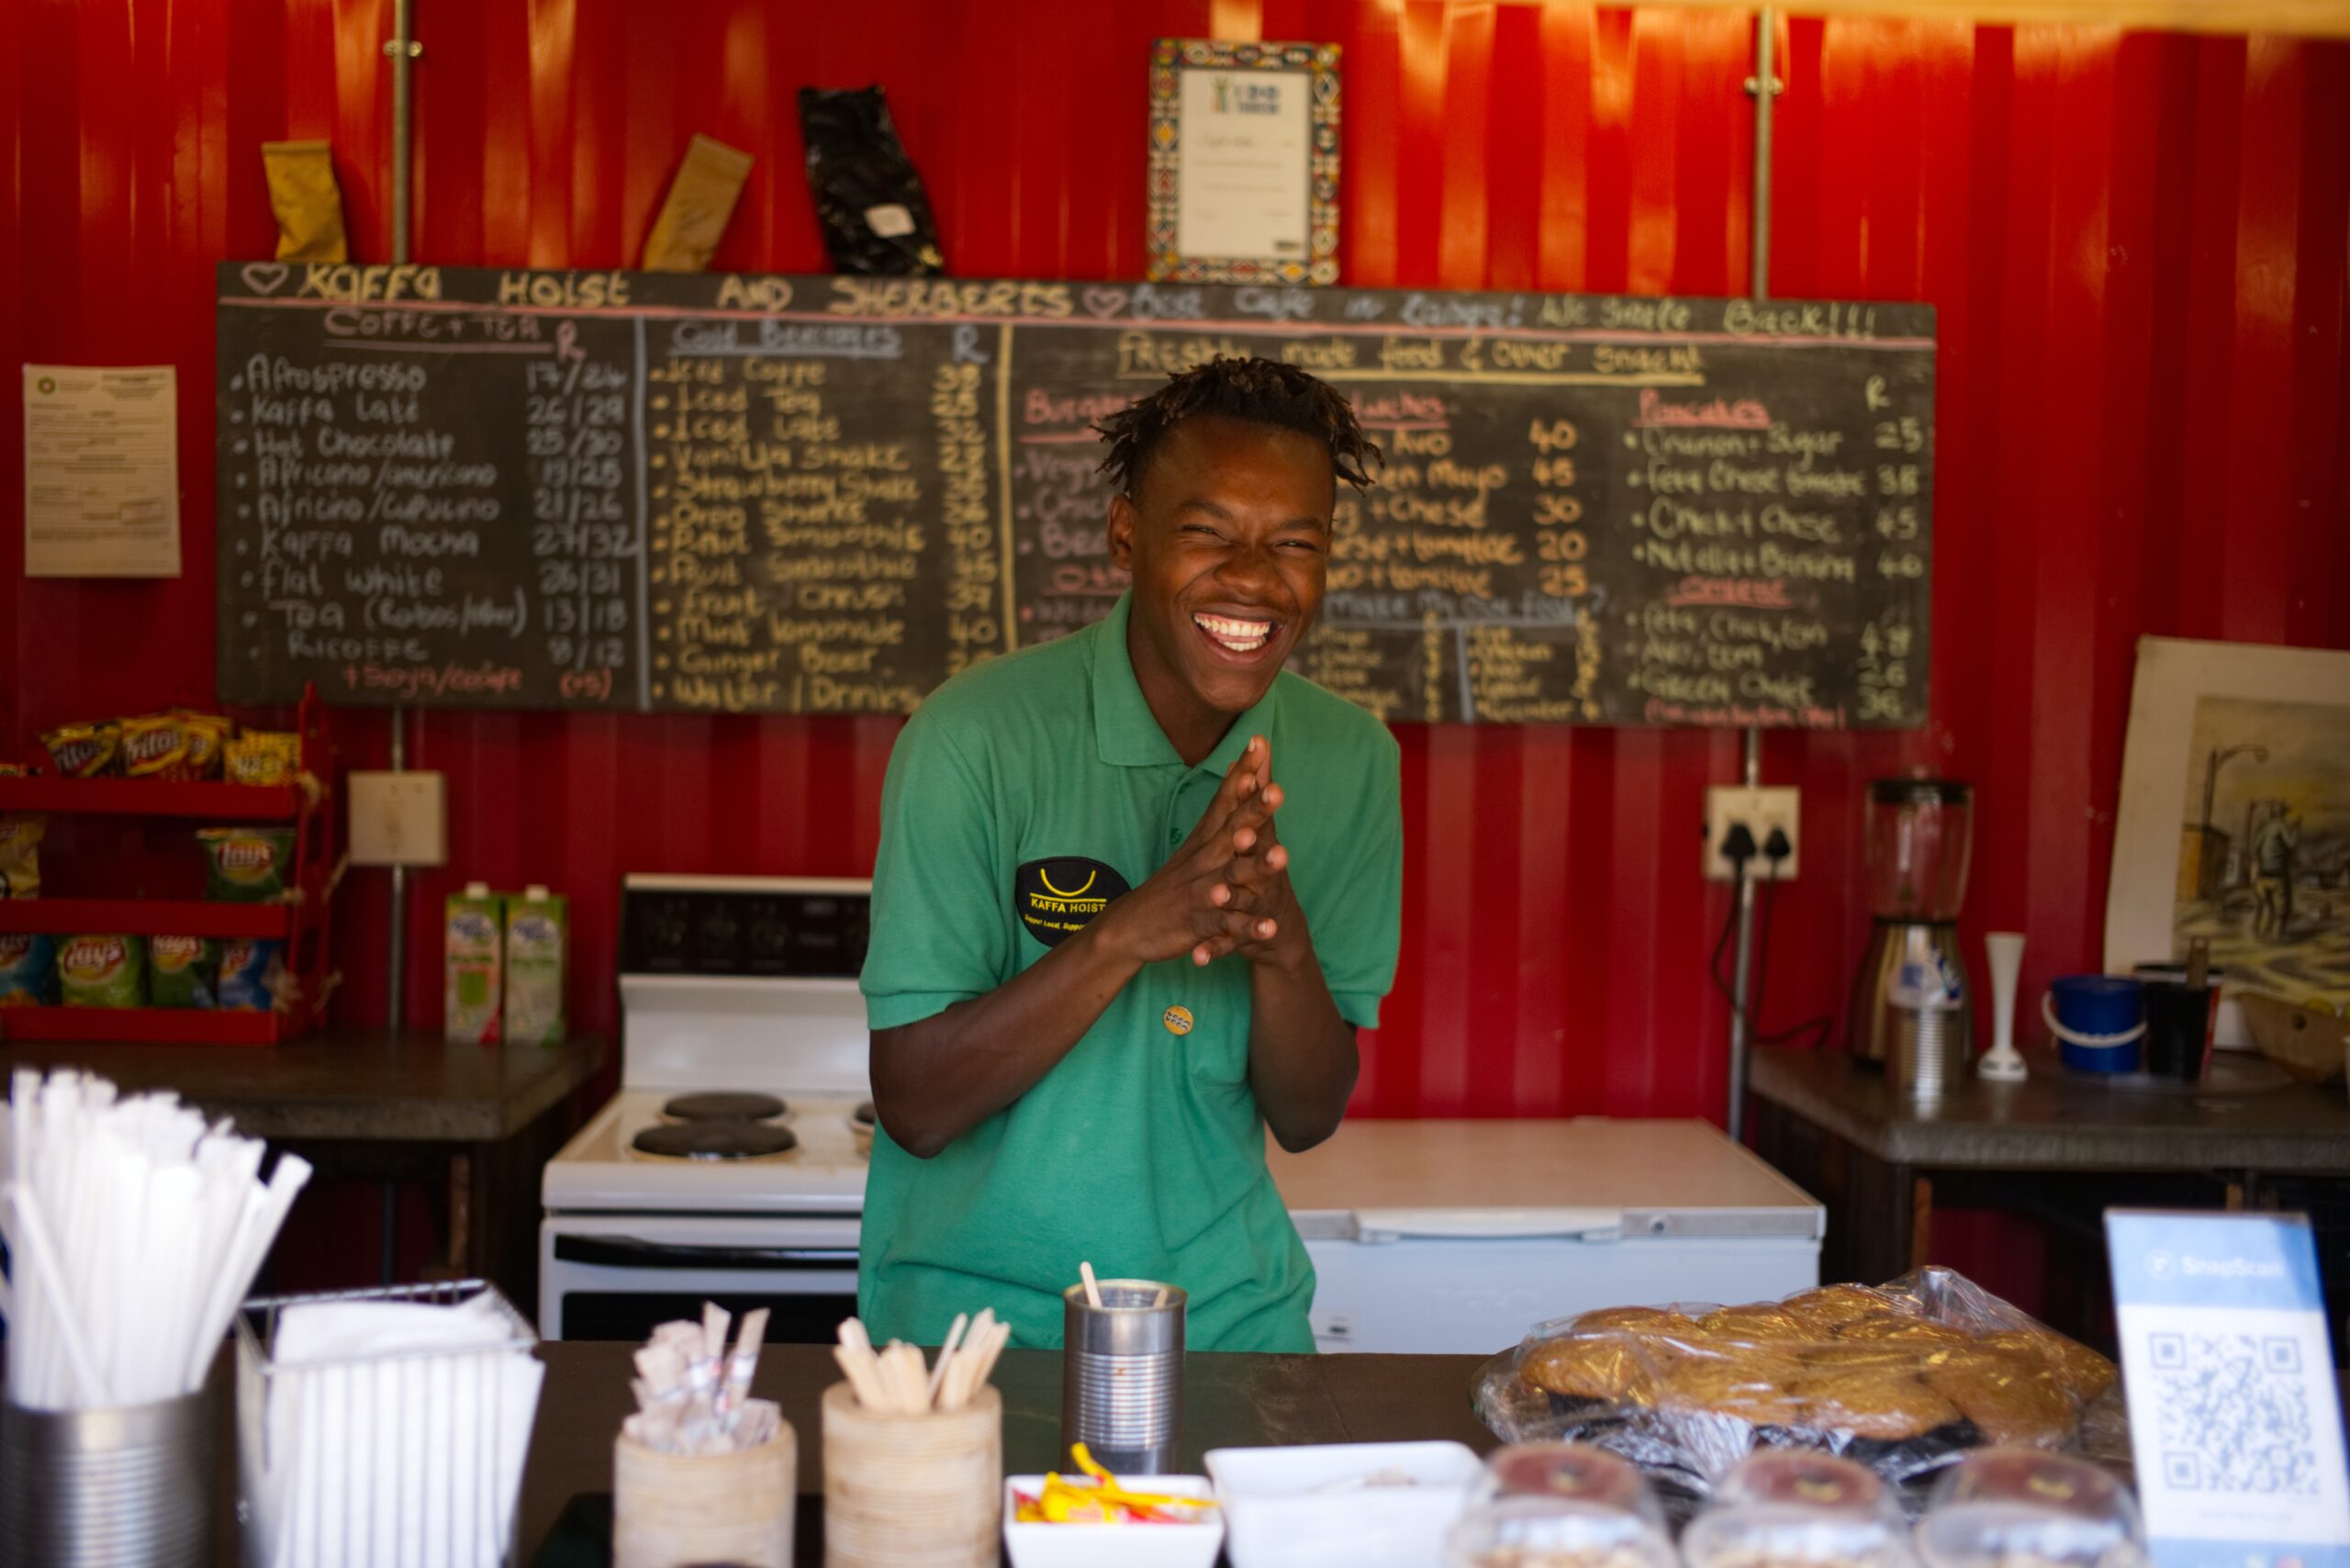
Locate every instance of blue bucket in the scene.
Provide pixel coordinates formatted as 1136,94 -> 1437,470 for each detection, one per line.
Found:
2045,975 -> 2145,1073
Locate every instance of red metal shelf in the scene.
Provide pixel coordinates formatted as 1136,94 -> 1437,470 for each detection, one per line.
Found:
0,901 -> 294,938
0,777 -> 305,820
0,1006 -> 295,1047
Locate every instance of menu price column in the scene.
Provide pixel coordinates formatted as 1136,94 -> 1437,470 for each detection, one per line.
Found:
524,344 -> 637,705
931,357 -> 1000,677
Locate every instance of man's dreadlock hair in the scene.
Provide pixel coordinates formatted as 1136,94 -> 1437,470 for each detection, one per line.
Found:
1091,356 -> 1383,500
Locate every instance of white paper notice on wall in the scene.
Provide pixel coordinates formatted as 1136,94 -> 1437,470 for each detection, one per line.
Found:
22,364 -> 182,577
2106,1210 -> 2350,1568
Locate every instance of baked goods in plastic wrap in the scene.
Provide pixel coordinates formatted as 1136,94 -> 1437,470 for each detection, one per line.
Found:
1472,1269 -> 2121,1518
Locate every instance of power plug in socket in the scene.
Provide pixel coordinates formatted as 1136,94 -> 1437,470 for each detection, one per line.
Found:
1704,786 -> 1800,881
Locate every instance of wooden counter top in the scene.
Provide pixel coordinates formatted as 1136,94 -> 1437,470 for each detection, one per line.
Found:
0,1030 -> 607,1143
519,1339 -> 1495,1564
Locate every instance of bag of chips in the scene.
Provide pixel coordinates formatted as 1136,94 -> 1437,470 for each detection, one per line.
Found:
225,730 -> 301,786
0,814 -> 42,899
150,935 -> 220,1008
58,935 -> 146,1007
43,722 -> 120,777
198,826 -> 297,902
0,934 -> 57,1005
218,938 -> 287,1012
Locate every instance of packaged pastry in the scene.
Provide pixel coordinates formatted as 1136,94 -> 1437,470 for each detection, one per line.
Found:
43,721 -> 121,777
1476,1268 -> 2119,1506
0,934 -> 57,1005
58,934 -> 147,1007
149,934 -> 220,1008
218,937 -> 287,1011
0,813 -> 42,898
224,730 -> 301,786
1682,1451 -> 1918,1568
198,826 -> 297,902
1451,1447 -> 1676,1568
1917,1450 -> 2145,1568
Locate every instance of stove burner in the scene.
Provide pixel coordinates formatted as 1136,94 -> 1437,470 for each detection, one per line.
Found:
662,1092 -> 787,1123
853,1101 -> 876,1127
632,1121 -> 800,1161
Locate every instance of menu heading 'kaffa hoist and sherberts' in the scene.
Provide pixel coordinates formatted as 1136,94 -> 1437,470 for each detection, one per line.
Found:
216,262 -> 1935,728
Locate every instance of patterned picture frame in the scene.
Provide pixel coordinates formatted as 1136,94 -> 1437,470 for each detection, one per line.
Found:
1147,38 -> 1340,286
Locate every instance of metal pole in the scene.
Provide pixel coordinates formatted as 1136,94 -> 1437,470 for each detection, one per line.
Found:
1727,9 -> 1778,1143
382,0 -> 420,1285
383,0 -> 420,1046
386,0 -> 420,263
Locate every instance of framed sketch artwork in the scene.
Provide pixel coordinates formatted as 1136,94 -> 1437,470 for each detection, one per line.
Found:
2107,636 -> 2350,1048
1147,39 -> 1340,285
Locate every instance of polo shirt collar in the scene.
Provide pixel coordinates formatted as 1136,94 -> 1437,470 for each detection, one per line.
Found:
1091,591 -> 1281,773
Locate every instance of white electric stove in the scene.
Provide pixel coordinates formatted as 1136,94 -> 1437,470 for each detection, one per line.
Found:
538,875 -> 876,1342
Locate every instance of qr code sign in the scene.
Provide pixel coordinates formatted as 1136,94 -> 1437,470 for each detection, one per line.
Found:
2145,1330 -> 2321,1495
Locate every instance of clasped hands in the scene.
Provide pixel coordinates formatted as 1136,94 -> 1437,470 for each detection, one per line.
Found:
1095,735 -> 1304,970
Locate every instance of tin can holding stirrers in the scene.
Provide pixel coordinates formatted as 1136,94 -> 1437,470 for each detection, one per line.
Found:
822,1309 -> 1011,1568
1063,1260 -> 1186,1476
615,1304 -> 791,1568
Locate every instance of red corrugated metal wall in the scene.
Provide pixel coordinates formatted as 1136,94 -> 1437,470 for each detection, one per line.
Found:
5,4 -> 2347,1126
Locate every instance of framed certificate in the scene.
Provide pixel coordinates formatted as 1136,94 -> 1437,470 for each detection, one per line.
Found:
1147,39 -> 1340,286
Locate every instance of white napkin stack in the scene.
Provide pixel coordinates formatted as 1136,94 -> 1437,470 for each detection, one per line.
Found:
245,1291 -> 543,1568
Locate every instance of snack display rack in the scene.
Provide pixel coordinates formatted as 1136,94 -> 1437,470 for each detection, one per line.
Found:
0,689 -> 336,1046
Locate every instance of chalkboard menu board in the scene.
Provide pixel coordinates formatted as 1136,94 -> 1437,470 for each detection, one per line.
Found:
217,262 -> 1934,726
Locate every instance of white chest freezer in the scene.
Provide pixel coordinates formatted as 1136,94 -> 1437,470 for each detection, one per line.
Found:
1270,1117 -> 1824,1354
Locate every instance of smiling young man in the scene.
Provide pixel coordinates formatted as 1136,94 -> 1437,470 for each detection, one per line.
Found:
857,356 -> 1402,1352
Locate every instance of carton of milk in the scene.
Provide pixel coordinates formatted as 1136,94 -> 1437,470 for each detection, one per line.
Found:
502,885 -> 568,1045
444,882 -> 503,1044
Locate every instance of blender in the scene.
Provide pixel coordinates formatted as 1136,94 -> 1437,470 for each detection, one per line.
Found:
1847,778 -> 1975,1096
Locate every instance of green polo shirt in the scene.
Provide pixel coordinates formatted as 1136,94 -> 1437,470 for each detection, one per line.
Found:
857,593 -> 1402,1352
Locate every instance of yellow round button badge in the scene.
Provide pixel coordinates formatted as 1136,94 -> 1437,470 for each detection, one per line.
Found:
1162,1004 -> 1194,1037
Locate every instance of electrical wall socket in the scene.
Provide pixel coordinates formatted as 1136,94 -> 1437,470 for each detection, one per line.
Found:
1704,785 -> 1800,881
348,771 -> 448,868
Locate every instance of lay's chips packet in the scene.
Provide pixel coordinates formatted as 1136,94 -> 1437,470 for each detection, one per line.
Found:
0,934 -> 57,1005
198,826 -> 297,902
150,934 -> 219,1008
58,934 -> 145,1007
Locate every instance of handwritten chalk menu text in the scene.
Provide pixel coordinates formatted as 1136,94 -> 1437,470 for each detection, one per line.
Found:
217,263 -> 1934,726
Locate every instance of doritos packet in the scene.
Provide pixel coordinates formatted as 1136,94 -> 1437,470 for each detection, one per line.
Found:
58,934 -> 145,1007
224,731 -> 301,786
198,826 -> 297,902
0,934 -> 56,1005
218,938 -> 286,1012
43,722 -> 120,778
150,934 -> 219,1009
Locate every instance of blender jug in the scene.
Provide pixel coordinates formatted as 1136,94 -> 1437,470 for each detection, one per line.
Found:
1847,779 -> 1976,1094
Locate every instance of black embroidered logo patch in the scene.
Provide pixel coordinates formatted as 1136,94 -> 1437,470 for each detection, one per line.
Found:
1015,857 -> 1130,947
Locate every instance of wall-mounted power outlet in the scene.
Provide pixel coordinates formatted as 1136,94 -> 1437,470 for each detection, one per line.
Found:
1704,785 -> 1801,882
348,770 -> 449,868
